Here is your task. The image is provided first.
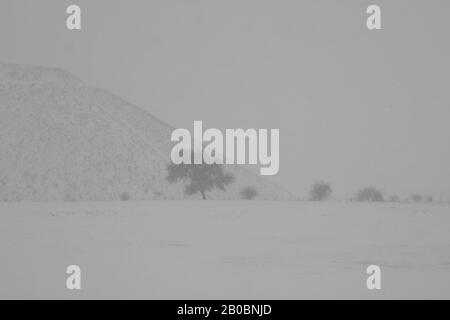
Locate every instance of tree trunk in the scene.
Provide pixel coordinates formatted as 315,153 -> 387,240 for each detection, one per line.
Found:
200,190 -> 206,200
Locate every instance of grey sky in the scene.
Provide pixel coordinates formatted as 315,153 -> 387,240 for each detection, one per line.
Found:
1,0 -> 449,199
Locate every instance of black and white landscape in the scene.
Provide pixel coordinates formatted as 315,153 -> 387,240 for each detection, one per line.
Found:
0,0 -> 449,299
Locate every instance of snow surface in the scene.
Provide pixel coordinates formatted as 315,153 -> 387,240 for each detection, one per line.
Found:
0,201 -> 449,299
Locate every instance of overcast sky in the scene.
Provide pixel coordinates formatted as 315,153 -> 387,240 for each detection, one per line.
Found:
1,0 -> 449,199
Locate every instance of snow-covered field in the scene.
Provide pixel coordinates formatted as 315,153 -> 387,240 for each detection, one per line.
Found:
0,201 -> 449,299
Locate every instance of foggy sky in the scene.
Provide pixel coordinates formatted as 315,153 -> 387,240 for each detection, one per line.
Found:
1,0 -> 449,199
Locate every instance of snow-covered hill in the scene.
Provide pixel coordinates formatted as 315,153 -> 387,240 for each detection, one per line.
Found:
0,63 -> 294,201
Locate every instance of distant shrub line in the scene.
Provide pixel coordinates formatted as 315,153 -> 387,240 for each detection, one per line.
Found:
113,153 -> 442,202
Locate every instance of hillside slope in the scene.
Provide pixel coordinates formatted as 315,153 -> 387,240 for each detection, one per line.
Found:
0,63 -> 294,201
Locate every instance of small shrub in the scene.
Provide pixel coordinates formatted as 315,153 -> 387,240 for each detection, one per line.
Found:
241,186 -> 258,200
120,192 -> 131,201
411,194 -> 433,203
388,195 -> 400,202
355,187 -> 384,202
309,181 -> 332,201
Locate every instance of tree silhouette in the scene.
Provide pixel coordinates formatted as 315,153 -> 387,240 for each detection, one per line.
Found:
167,152 -> 234,200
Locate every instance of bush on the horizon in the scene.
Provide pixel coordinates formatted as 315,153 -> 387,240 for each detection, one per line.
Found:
240,186 -> 258,200
388,195 -> 400,202
354,187 -> 384,202
120,192 -> 130,201
309,181 -> 332,201
411,194 -> 433,203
